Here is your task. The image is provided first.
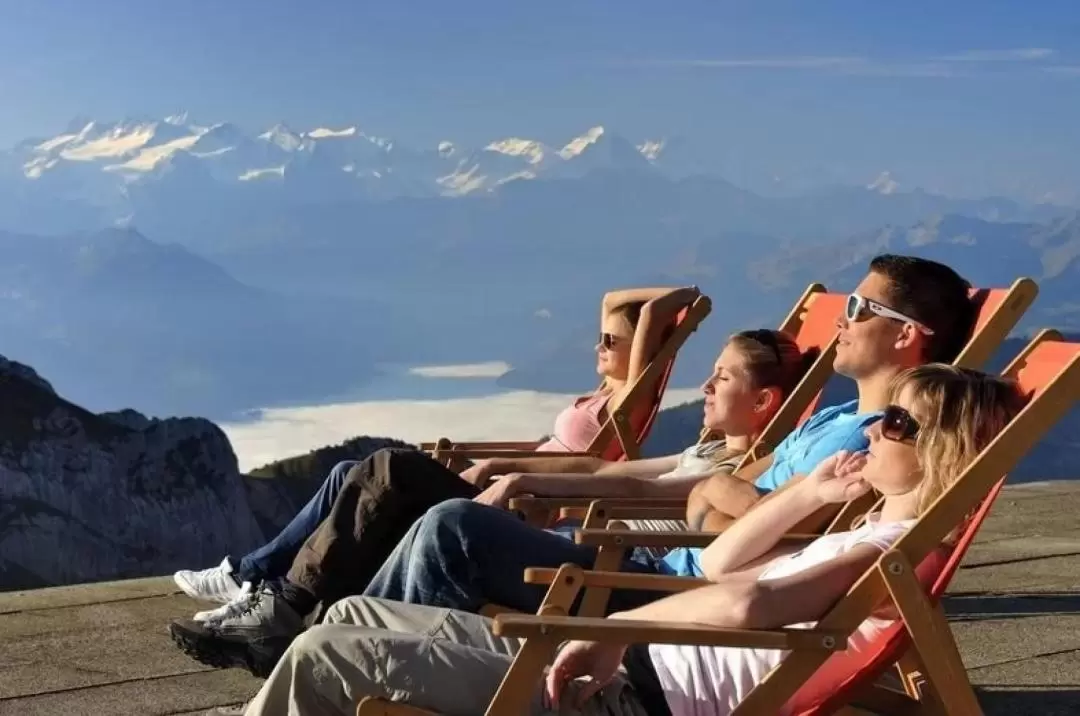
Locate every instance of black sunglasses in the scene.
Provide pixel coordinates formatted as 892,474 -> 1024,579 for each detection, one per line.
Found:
742,329 -> 783,364
599,332 -> 623,350
881,404 -> 920,443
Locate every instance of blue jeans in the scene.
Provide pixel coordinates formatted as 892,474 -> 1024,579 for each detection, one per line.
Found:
232,460 -> 360,584
363,498 -> 664,615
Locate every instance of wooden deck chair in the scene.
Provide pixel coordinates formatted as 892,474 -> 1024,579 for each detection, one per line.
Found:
507,282 -> 845,529
419,294 -> 712,474
542,278 -> 1038,617
354,329 -> 1079,716
516,277 -> 1039,534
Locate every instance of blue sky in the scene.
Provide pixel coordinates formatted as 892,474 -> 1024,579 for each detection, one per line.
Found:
2,0 -> 1079,200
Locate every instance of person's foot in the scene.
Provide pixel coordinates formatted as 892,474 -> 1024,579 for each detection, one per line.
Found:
194,580 -> 256,622
169,587 -> 304,678
174,557 -> 244,604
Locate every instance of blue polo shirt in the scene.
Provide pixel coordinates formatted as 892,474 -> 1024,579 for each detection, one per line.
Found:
658,399 -> 882,578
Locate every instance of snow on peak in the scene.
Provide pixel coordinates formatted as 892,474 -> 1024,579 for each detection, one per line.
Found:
11,113 -> 665,198
867,171 -> 899,195
558,126 -> 605,160
164,111 -> 191,126
637,139 -> 665,161
259,124 -> 307,152
484,138 -> 546,164
308,126 -> 359,139
238,166 -> 286,181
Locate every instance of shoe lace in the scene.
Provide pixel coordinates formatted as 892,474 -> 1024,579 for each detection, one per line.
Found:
234,588 -> 267,618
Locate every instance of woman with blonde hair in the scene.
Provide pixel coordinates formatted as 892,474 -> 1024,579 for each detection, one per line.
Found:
223,364 -> 1024,716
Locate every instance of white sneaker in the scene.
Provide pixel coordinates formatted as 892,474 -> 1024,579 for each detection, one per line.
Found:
194,581 -> 255,622
174,557 -> 244,604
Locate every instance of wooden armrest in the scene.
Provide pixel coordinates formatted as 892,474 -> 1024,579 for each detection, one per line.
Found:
561,498 -> 687,522
508,496 -> 604,512
524,567 -> 709,592
588,498 -> 687,509
559,505 -> 686,522
492,614 -> 845,651
574,528 -> 819,549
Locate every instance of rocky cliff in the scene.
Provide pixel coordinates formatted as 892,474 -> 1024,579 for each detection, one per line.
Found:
0,355 -> 408,591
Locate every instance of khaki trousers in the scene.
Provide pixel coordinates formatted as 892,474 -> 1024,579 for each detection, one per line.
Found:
243,596 -> 650,716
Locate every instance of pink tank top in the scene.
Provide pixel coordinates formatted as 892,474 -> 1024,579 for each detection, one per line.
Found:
533,392 -> 609,453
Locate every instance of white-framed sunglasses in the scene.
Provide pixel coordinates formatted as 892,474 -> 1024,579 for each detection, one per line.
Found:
845,293 -> 935,335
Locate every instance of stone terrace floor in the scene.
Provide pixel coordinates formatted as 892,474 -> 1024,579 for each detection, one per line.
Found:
1,480 -> 1079,715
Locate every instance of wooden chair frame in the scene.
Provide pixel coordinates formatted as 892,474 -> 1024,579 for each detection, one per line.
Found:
520,278 -> 1039,618
358,328 -> 1080,716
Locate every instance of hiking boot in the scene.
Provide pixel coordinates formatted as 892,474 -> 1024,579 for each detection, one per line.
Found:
169,587 -> 304,678
174,557 -> 244,604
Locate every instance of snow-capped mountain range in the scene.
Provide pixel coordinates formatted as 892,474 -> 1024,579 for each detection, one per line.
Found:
5,114 -> 663,201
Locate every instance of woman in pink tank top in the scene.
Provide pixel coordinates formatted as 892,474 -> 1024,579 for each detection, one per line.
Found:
529,286 -> 702,455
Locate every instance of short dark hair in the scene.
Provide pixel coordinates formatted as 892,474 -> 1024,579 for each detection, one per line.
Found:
869,254 -> 975,363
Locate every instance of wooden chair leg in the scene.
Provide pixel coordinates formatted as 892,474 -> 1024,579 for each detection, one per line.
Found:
879,553 -> 983,716
484,635 -> 563,716
577,534 -> 629,617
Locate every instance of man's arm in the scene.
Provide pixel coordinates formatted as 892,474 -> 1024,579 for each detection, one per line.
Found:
686,453 -> 774,530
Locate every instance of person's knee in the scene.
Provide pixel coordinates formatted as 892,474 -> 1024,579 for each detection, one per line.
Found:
322,597 -> 355,625
423,497 -> 480,529
286,623 -> 345,668
380,446 -> 437,480
407,498 -> 477,554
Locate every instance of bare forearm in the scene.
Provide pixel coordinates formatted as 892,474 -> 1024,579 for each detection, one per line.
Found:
699,477 -> 820,577
612,579 -> 764,627
484,455 -> 607,476
686,476 -> 763,531
603,287 -> 693,312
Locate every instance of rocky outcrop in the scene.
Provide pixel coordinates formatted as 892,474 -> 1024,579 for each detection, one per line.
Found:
0,355 -> 409,591
0,357 -> 258,590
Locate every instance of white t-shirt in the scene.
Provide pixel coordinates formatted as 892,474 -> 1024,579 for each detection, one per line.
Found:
647,515 -> 916,716
621,440 -> 743,560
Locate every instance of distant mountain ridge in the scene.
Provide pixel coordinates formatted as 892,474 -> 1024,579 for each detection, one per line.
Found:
0,226 -> 421,419
502,212 -> 1080,394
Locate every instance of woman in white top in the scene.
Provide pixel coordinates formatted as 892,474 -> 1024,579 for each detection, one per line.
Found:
546,364 -> 1027,716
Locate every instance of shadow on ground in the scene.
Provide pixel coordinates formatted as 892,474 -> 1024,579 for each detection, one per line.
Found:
977,687 -> 1080,715
945,591 -> 1080,622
